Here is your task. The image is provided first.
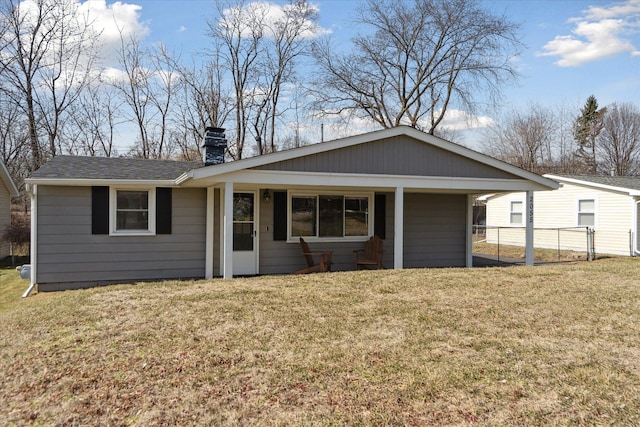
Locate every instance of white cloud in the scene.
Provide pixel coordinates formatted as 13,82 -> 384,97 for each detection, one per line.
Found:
581,0 -> 640,20
79,0 -> 150,65
436,109 -> 496,132
218,1 -> 330,39
538,0 -> 640,67
100,66 -> 130,84
178,25 -> 187,33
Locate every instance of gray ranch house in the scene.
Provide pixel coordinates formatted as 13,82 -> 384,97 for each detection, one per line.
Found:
25,126 -> 558,291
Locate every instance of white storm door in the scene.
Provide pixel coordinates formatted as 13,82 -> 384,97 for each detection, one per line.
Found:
232,192 -> 257,275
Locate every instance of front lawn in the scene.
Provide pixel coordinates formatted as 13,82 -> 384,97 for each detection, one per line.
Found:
1,259 -> 639,425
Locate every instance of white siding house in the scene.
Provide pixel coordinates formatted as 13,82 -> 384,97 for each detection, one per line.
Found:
485,174 -> 640,257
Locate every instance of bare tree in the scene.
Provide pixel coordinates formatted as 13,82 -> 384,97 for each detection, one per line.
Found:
146,44 -> 181,159
0,0 -> 99,168
35,0 -> 99,157
64,83 -> 122,157
110,35 -> 181,159
210,0 -> 267,159
110,34 -> 154,158
597,102 -> 640,176
311,0 -> 522,134
0,93 -> 29,186
552,102 -> 584,174
253,0 -> 320,154
483,104 -> 556,173
1,0 -> 58,169
173,54 -> 234,161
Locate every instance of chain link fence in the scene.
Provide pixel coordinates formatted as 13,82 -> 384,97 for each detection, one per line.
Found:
473,225 -> 595,264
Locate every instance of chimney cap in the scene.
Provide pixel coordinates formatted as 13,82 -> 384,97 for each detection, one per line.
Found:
205,126 -> 225,133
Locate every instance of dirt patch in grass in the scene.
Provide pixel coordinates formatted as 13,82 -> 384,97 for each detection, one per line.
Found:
2,259 -> 640,425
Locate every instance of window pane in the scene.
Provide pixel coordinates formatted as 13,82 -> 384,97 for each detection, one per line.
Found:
233,223 -> 254,251
510,201 -> 523,213
116,190 -> 149,230
118,191 -> 148,210
291,196 -> 316,236
578,213 -> 595,227
233,193 -> 254,222
510,213 -> 523,225
117,211 -> 149,230
510,201 -> 522,224
579,199 -> 594,212
319,195 -> 343,237
345,197 -> 368,236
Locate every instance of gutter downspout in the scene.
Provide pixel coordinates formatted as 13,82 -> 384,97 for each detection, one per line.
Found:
22,184 -> 37,298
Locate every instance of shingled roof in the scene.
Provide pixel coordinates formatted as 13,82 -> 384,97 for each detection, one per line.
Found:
553,174 -> 640,192
31,156 -> 201,181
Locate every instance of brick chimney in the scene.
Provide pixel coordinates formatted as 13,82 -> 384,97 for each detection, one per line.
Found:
202,127 -> 227,166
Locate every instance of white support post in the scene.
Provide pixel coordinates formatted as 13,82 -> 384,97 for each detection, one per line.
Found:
466,194 -> 474,268
525,190 -> 534,266
205,187 -> 215,279
223,182 -> 234,279
394,186 -> 404,269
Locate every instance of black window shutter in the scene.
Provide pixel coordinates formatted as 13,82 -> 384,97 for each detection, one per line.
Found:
273,191 -> 287,241
374,193 -> 386,239
156,187 -> 172,234
92,186 -> 109,235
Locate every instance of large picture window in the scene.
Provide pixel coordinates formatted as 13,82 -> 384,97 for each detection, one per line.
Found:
290,193 -> 371,240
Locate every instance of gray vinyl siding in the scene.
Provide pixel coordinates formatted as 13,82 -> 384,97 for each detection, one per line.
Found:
252,136 -> 517,179
36,186 -> 206,290
258,191 -> 395,273
403,193 -> 467,268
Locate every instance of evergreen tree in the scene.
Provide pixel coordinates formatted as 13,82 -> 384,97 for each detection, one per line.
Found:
574,95 -> 606,174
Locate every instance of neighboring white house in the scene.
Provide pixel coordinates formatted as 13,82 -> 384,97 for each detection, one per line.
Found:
484,174 -> 640,257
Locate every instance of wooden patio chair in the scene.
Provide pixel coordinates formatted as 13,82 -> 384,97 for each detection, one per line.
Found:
353,235 -> 384,270
293,237 -> 333,274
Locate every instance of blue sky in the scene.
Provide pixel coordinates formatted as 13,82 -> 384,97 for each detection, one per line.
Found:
85,0 -> 640,146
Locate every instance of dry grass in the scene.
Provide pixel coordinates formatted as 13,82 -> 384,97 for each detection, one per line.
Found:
2,259 -> 640,425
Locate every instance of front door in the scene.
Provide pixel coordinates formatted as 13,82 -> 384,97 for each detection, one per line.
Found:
232,192 -> 257,275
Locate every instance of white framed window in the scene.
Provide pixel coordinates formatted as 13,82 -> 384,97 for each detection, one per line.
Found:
288,191 -> 372,241
577,198 -> 595,227
110,187 -> 156,235
510,200 -> 523,225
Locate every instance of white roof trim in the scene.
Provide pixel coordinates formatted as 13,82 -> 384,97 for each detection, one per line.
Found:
23,178 -> 178,187
184,169 -> 553,192
178,126 -> 559,190
0,161 -> 19,197
545,174 -> 640,196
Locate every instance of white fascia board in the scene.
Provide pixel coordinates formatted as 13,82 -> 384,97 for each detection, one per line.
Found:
179,126 -> 559,190
545,174 -> 638,196
24,178 -> 178,187
0,161 -> 19,197
190,169 -> 553,192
